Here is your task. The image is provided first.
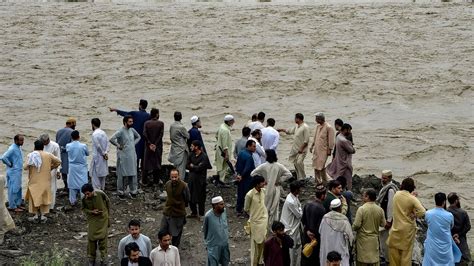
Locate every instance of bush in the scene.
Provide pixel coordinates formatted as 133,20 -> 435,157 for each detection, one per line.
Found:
20,245 -> 77,266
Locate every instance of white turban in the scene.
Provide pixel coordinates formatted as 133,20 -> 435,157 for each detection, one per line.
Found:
224,115 -> 234,122
190,116 -> 199,124
212,196 -> 224,204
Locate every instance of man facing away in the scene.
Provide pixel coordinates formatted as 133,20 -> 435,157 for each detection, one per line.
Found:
234,127 -> 251,160
56,117 -> 76,193
38,134 -> 61,211
188,115 -> 206,154
203,196 -> 230,266
215,114 -> 234,183
319,199 -> 354,266
66,130 -> 89,206
168,111 -> 189,181
110,99 -> 150,172
142,108 -> 164,186
447,192 -> 471,265
235,140 -> 256,217
326,123 -> 355,190
24,140 -> 61,222
1,134 -> 24,212
280,181 -> 304,266
261,118 -> 280,151
251,149 -> 292,228
187,140 -> 212,219
120,242 -> 152,266
160,169 -> 190,248
423,192 -> 462,265
249,111 -> 265,133
110,115 -> 141,199
81,183 -> 110,266
309,112 -> 335,186
244,175 -> 268,266
90,118 -> 109,191
386,177 -> 426,266
278,113 -> 310,180
301,184 -> 327,266
376,170 -> 398,264
150,230 -> 181,266
352,189 -> 386,266
118,219 -> 152,260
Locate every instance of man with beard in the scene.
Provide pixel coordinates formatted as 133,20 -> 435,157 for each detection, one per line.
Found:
322,180 -> 348,215
142,108 -> 164,186
319,198 -> 354,266
203,196 -> 230,266
160,169 -> 190,248
56,117 -> 76,193
264,221 -> 294,266
376,170 -> 398,264
120,242 -> 152,266
309,112 -> 335,186
188,115 -> 206,154
447,192 -> 471,265
110,115 -> 141,199
1,134 -> 24,212
110,99 -> 150,173
168,111 -> 189,181
90,118 -> 109,190
326,123 -> 355,190
118,219 -> 152,260
187,140 -> 212,219
301,184 -> 327,266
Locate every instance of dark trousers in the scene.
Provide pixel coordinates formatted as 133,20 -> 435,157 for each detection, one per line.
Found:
236,177 -> 252,213
190,200 -> 205,216
142,168 -> 161,185
62,173 -> 68,191
87,238 -> 107,261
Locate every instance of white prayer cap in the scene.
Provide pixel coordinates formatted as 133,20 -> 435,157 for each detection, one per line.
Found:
330,198 -> 342,209
224,115 -> 234,122
190,115 -> 199,124
314,112 -> 325,119
382,170 -> 392,177
212,196 -> 224,204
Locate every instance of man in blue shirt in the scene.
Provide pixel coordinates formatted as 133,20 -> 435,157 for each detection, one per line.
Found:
188,115 -> 206,154
66,130 -> 89,205
235,139 -> 256,217
1,134 -> 24,212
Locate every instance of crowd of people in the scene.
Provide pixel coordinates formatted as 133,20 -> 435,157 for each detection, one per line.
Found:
0,99 -> 471,266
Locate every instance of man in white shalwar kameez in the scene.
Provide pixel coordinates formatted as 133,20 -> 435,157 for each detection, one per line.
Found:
248,129 -> 266,167
251,149 -> 292,229
90,118 -> 109,190
319,198 -> 353,266
39,134 -> 61,211
280,181 -> 304,266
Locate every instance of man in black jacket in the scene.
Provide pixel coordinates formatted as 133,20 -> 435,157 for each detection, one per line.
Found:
120,242 -> 152,266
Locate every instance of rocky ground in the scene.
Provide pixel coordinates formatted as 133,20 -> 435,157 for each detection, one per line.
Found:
1,167 -> 429,265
